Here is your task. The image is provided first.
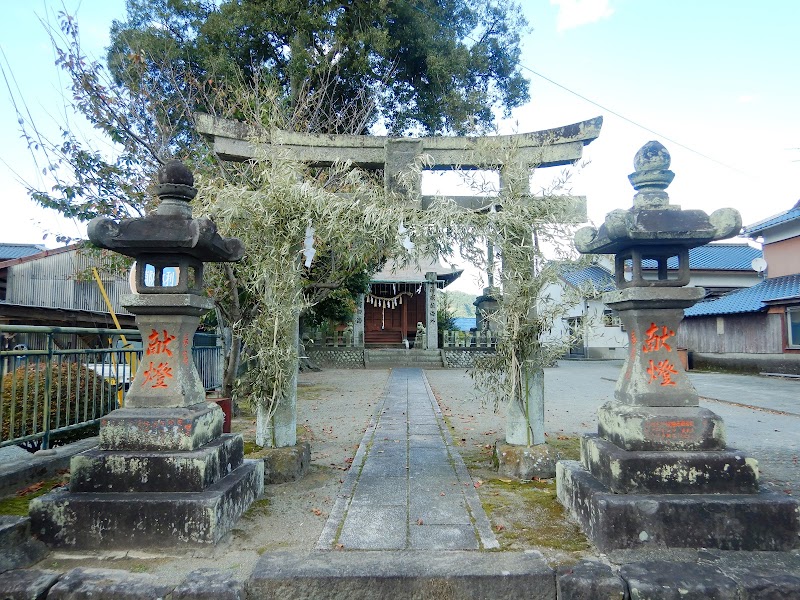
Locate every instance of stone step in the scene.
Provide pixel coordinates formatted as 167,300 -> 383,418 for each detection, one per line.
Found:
0,516 -> 48,572
247,551 -> 554,599
580,434 -> 760,494
70,434 -> 244,493
365,350 -> 444,368
557,460 -> 800,552
30,459 -> 264,549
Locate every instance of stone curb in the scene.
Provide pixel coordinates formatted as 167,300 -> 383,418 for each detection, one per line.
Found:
0,438 -> 98,499
2,555 -> 800,599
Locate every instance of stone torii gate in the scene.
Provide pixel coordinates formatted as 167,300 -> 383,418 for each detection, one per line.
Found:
195,113 -> 602,451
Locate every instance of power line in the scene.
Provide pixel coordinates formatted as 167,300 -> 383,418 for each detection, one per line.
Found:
402,0 -> 749,176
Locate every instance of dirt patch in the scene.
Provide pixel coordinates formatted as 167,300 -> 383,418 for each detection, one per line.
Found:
425,369 -> 593,564
8,366 -> 598,582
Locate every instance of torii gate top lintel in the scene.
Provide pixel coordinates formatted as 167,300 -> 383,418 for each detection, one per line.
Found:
194,112 -> 602,171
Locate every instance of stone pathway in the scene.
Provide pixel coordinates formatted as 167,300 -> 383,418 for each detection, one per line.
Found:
317,368 -> 498,550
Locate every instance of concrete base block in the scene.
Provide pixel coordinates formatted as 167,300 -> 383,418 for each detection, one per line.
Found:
557,461 -> 800,552
0,568 -> 60,599
621,562 -> 739,600
99,403 -> 223,452
495,442 -> 559,480
30,459 -> 263,549
48,567 -> 174,600
597,402 -> 726,451
247,550 -> 556,600
557,561 -> 625,600
173,568 -> 245,600
70,435 -> 244,493
250,442 -> 311,484
580,435 -> 759,494
0,516 -> 48,573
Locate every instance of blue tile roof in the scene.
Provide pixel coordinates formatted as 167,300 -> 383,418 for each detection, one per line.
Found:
642,243 -> 761,271
0,243 -> 45,261
685,273 -> 800,317
743,202 -> 800,236
560,264 -> 616,292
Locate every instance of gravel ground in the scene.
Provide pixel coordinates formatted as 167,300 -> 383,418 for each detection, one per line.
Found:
33,361 -> 800,582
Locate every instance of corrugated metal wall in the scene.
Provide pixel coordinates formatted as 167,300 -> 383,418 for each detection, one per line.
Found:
5,249 -> 131,315
678,313 -> 783,354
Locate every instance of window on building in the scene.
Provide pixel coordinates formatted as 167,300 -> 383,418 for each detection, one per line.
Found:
788,307 -> 800,348
602,310 -> 621,327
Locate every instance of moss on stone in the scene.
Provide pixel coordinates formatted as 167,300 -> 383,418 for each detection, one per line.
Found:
0,475 -> 69,516
478,477 -> 590,552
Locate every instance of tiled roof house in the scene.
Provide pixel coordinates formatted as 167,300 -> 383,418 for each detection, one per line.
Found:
679,202 -> 800,374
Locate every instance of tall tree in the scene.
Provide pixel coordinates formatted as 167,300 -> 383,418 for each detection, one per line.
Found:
107,0 -> 529,136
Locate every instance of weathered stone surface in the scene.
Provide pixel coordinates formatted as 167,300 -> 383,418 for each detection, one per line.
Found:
557,460 -> 800,552
597,402 -> 726,451
605,298 -> 702,407
173,568 -> 244,600
30,459 -> 263,549
557,561 -> 625,600
0,438 -> 97,499
123,307 -> 210,408
48,567 -> 174,600
253,442 -> 311,484
248,550 -> 556,600
0,516 -> 48,573
70,434 -> 243,493
0,568 -> 60,599
580,435 -> 759,494
621,561 -> 739,600
99,403 -> 223,452
495,442 -> 559,480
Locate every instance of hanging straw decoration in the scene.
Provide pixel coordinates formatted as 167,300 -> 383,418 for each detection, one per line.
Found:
366,291 -> 412,310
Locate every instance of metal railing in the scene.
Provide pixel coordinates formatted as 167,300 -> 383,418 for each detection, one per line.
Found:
0,325 -> 222,450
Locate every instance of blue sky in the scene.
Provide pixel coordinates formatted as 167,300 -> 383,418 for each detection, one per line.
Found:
1,1 -> 798,292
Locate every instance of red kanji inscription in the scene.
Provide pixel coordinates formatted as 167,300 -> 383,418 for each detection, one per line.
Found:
646,359 -> 678,386
642,323 -> 675,353
147,329 -> 176,356
143,361 -> 173,388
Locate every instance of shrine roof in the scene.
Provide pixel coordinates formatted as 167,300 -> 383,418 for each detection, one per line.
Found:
685,273 -> 800,317
370,257 -> 462,286
641,243 -> 761,271
560,264 -> 616,293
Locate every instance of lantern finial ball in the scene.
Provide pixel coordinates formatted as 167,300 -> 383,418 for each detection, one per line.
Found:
158,159 -> 194,187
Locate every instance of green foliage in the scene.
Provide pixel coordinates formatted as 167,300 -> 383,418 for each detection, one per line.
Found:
106,0 -> 529,135
2,363 -> 115,447
443,290 -> 477,318
437,292 -> 458,333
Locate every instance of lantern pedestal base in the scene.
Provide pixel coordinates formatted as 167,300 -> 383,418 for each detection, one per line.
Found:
557,459 -> 799,552
29,403 -> 264,549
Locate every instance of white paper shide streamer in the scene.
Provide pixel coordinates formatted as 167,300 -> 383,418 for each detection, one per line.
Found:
302,223 -> 316,268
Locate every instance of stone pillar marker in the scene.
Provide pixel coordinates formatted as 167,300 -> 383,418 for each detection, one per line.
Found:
30,160 -> 264,549
557,141 -> 800,552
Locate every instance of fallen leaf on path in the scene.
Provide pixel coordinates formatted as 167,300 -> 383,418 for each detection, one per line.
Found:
417,518 -> 424,525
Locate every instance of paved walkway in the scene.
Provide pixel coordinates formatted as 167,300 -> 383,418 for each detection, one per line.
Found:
317,368 -> 498,551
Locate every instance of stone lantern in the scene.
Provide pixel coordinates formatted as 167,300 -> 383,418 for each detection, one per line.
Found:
31,160 -> 263,549
557,142 -> 799,551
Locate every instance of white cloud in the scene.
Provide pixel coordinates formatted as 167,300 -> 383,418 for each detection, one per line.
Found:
551,0 -> 614,32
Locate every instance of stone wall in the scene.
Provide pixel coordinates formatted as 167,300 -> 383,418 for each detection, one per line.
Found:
442,349 -> 495,369
306,348 -> 496,369
306,348 -> 366,368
